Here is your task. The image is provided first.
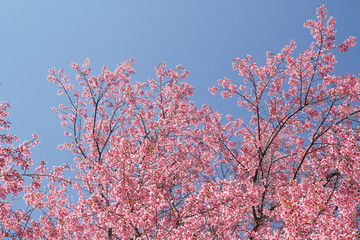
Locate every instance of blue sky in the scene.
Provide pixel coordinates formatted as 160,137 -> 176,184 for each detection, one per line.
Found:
0,1 -> 359,168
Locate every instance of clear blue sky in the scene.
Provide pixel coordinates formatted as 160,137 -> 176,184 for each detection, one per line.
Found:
0,1 -> 359,168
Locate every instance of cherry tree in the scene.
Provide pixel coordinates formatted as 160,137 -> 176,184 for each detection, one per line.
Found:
0,102 -> 41,238
44,57 -> 224,239
208,5 -> 360,239
0,5 -> 359,239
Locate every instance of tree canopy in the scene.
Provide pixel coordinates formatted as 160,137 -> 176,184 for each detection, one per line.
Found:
0,5 -> 359,239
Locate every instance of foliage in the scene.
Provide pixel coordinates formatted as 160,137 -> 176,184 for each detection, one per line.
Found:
0,5 -> 359,239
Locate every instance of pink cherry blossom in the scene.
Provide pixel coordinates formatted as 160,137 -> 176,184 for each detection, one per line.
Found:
0,5 -> 358,239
